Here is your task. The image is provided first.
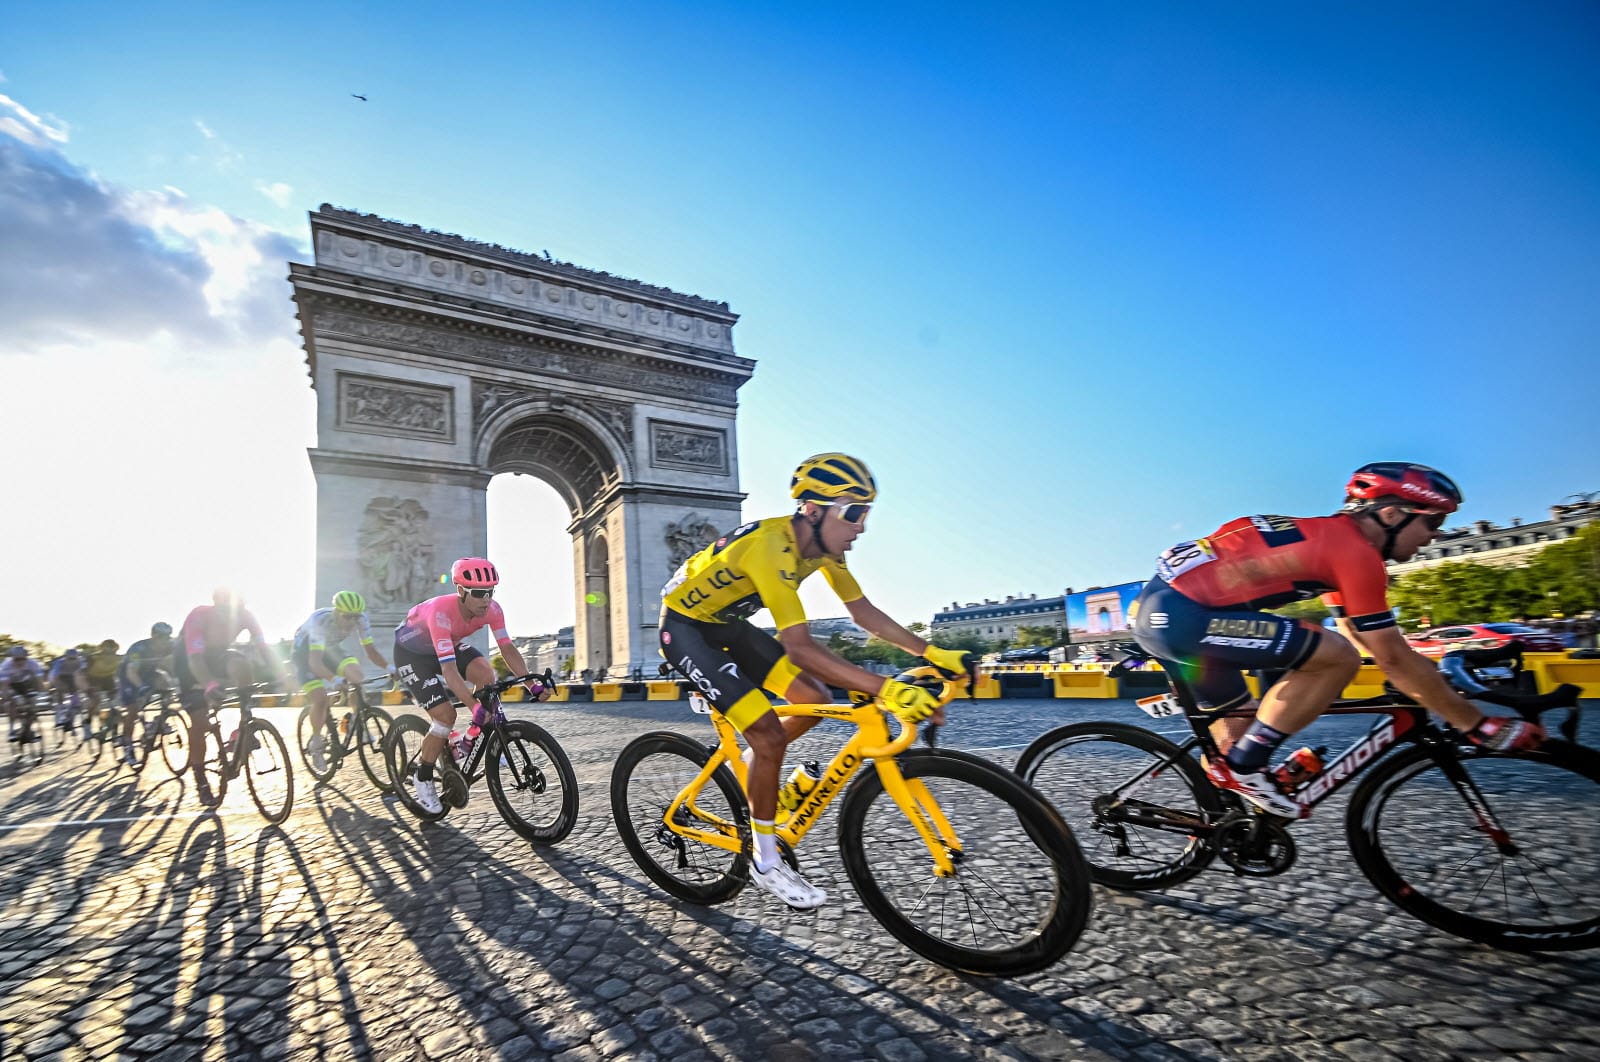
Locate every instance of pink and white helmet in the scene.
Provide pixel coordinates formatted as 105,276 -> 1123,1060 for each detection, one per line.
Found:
451,557 -> 500,589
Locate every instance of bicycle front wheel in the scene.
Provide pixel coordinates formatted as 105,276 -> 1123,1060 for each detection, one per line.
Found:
838,748 -> 1093,977
84,713 -> 108,768
486,720 -> 578,845
356,706 -> 395,793
243,719 -> 295,824
155,708 -> 190,777
1348,741 -> 1600,952
611,732 -> 749,904
1016,722 -> 1223,890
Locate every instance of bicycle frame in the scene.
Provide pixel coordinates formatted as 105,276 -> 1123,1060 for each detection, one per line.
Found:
663,698 -> 966,876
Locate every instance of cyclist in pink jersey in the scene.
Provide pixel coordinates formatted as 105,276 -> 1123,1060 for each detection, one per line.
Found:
391,557 -> 548,814
174,588 -> 289,798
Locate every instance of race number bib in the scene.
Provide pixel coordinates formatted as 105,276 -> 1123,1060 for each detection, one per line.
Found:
1156,539 -> 1215,583
1136,693 -> 1182,718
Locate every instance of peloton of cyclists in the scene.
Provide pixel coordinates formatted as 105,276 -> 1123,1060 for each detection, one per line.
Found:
1130,462 -> 1543,818
392,558 -> 549,814
658,453 -> 970,910
293,590 -> 395,772
174,589 -> 290,802
115,623 -> 176,766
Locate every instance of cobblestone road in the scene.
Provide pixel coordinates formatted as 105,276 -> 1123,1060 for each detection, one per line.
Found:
2,697 -> 1597,1061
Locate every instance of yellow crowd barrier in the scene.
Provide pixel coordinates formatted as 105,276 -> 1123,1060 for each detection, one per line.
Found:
647,680 -> 684,700
1051,670 -> 1120,699
591,682 -> 622,702
1525,652 -> 1600,698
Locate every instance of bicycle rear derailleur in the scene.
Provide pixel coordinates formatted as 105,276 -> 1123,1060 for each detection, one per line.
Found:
1212,810 -> 1297,877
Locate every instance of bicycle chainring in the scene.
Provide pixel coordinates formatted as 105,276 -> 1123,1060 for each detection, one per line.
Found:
439,762 -> 469,809
1213,812 -> 1297,877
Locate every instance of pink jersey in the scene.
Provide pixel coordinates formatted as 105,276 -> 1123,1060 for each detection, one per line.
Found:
394,594 -> 510,664
180,605 -> 266,656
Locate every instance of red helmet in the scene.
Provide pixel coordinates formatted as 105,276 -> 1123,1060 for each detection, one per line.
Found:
450,557 -> 500,589
1344,462 -> 1462,515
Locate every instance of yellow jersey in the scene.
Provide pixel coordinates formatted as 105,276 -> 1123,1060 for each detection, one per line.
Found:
662,516 -> 864,631
85,651 -> 121,681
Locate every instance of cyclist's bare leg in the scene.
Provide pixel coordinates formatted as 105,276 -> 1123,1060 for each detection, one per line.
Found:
307,685 -> 331,733
339,660 -> 366,708
1254,630 -> 1360,735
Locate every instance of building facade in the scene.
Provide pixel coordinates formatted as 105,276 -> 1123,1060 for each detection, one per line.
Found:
1387,498 -> 1599,576
930,594 -> 1066,643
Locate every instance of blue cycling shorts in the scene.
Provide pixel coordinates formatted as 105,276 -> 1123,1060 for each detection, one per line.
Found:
1131,577 -> 1319,711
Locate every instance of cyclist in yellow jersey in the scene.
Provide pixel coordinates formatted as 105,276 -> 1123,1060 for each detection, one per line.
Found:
659,453 -> 969,909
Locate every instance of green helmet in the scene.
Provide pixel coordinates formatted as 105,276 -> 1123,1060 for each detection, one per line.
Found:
332,590 -> 366,614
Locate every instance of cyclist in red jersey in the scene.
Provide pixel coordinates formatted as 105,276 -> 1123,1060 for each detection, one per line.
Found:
1131,463 -> 1542,817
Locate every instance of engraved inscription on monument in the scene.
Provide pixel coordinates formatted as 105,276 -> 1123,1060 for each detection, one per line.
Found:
650,421 -> 728,474
337,373 -> 454,442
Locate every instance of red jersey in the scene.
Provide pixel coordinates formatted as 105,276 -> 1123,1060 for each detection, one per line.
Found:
1157,514 -> 1396,632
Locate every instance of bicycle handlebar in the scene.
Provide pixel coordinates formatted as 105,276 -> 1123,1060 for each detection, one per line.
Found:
858,709 -> 917,759
475,668 -> 557,699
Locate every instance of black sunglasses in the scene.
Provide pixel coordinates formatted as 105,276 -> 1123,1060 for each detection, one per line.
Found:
832,502 -> 871,524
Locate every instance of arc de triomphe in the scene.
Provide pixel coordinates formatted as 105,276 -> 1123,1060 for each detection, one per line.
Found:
288,207 -> 754,677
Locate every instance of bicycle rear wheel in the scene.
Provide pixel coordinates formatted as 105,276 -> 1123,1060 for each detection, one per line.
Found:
383,715 -> 450,822
486,720 -> 579,845
838,748 -> 1093,977
1016,721 -> 1223,890
295,706 -> 339,784
1348,741 -> 1600,952
611,732 -> 749,904
356,706 -> 395,793
243,719 -> 295,824
154,708 -> 190,777
20,721 -> 46,767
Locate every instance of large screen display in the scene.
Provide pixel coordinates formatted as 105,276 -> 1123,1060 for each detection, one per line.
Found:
1066,581 -> 1145,643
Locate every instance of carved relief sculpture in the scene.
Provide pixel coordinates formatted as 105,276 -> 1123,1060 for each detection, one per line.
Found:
358,497 -> 435,605
650,421 -> 728,474
337,373 -> 453,441
664,512 -> 723,573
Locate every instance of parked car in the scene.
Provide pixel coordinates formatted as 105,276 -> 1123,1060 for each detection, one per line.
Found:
1405,623 -> 1567,657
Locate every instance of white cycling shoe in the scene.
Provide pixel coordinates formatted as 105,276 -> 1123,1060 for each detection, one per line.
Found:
1205,759 -> 1305,819
412,777 -> 444,814
307,734 -> 329,773
751,861 -> 827,910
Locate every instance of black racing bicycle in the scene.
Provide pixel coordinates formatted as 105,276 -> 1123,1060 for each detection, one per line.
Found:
186,683 -> 296,824
84,683 -> 181,771
1015,644 -> 1599,952
295,675 -> 397,792
384,669 -> 578,845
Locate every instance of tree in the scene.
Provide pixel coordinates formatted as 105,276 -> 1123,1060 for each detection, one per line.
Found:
1011,625 -> 1061,649
928,630 -> 994,656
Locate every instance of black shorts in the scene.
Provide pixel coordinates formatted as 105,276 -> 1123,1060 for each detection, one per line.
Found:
86,674 -> 117,694
658,611 -> 801,731
1131,576 -> 1318,712
173,647 -> 241,692
394,643 -> 486,711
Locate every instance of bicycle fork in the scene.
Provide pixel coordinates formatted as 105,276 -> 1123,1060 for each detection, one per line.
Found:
874,761 -> 962,877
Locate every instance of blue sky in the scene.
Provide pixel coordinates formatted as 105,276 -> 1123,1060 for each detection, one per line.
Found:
3,2 -> 1597,647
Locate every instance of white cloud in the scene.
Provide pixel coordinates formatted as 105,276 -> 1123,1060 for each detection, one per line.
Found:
0,114 -> 304,352
0,92 -> 69,147
195,118 -> 216,140
257,180 -> 293,208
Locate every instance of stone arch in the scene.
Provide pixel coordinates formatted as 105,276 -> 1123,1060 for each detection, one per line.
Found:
292,207 -> 753,677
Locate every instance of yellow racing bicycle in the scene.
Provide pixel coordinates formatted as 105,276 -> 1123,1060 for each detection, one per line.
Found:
611,665 -> 1093,976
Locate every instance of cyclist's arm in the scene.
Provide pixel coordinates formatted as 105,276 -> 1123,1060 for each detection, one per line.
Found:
357,614 -> 388,668
1354,626 -> 1483,731
494,637 -> 530,678
777,624 -> 889,696
844,596 -> 930,657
